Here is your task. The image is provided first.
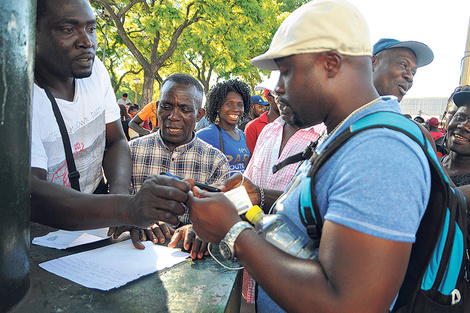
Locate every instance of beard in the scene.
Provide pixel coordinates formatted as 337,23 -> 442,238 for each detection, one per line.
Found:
282,102 -> 306,128
73,69 -> 93,79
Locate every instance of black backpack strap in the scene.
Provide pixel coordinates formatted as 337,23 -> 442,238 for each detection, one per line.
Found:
215,124 -> 225,154
272,140 -> 319,174
34,70 -> 81,191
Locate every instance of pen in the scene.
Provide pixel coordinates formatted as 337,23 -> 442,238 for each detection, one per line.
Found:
161,172 -> 222,192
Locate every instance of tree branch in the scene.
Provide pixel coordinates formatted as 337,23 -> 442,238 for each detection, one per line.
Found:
92,0 -> 151,70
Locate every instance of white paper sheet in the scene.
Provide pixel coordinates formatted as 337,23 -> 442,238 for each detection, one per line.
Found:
39,239 -> 190,291
32,228 -> 110,249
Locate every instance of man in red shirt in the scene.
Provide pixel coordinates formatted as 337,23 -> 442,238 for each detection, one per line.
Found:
427,117 -> 443,141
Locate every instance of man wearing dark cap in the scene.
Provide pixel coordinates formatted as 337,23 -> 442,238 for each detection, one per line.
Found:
372,38 -> 434,102
244,93 -> 279,153
441,90 -> 470,186
239,95 -> 269,131
187,0 -> 432,312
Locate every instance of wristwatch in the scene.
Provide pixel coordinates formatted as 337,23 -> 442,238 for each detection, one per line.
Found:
219,221 -> 253,262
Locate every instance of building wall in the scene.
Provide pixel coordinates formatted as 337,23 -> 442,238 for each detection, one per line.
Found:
400,97 -> 447,120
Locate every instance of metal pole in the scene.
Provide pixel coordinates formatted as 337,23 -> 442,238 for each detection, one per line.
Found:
0,0 -> 34,311
460,18 -> 470,86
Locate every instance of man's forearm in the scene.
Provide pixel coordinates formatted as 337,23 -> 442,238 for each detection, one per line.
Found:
103,121 -> 133,195
103,138 -> 132,194
129,121 -> 150,135
30,178 -> 132,230
261,188 -> 283,213
234,222 -> 408,313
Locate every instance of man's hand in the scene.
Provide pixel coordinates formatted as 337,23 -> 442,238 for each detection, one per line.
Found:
128,175 -> 190,228
108,222 -> 175,250
140,221 -> 175,244
168,224 -> 209,259
217,173 -> 262,207
186,187 -> 241,244
107,225 -> 143,250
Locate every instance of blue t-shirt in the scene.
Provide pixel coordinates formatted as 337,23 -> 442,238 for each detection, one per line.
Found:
196,124 -> 250,174
256,97 -> 431,313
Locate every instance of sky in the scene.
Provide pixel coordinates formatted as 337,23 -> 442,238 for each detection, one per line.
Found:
350,0 -> 470,99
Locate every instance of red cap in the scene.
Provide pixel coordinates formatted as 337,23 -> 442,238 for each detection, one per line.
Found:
427,117 -> 439,127
264,88 -> 270,99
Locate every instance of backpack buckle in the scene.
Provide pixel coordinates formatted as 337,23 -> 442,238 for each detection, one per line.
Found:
306,224 -> 320,240
302,141 -> 318,160
68,170 -> 80,181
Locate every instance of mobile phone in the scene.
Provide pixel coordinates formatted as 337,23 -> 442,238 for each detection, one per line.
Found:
161,172 -> 222,192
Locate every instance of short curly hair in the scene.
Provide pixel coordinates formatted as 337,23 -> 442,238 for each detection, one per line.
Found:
205,79 -> 252,124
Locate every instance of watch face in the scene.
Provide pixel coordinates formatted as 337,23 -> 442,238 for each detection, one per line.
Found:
219,241 -> 232,260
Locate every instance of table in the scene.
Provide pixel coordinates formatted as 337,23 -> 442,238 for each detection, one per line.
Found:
10,223 -> 242,313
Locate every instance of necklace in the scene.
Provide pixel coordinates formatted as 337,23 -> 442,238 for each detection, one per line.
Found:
317,97 -> 383,146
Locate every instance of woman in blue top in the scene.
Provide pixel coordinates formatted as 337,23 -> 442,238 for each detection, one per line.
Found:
197,79 -> 251,173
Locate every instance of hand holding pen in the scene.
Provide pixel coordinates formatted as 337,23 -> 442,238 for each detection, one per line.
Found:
162,172 -> 222,193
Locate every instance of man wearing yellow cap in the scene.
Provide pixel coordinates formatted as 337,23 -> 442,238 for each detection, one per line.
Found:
187,1 -> 431,312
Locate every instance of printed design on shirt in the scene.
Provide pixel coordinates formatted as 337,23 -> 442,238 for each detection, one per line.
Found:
45,111 -> 106,193
226,147 -> 250,172
51,142 -> 85,187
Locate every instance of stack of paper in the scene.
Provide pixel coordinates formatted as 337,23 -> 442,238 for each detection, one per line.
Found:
39,239 -> 189,291
32,228 -> 110,249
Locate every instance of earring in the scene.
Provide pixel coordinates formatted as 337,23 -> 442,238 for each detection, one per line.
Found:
215,115 -> 220,125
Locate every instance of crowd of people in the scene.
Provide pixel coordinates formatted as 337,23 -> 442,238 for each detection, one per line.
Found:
31,0 -> 470,312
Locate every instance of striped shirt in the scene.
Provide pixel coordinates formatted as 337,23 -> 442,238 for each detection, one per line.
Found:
242,118 -> 325,303
245,117 -> 326,191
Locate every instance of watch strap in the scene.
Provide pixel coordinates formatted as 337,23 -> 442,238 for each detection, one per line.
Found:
220,221 -> 253,262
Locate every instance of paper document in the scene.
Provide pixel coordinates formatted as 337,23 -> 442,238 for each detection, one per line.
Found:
32,228 -> 110,249
39,239 -> 190,291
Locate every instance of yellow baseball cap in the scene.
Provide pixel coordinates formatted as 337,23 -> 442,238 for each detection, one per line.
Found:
251,0 -> 372,71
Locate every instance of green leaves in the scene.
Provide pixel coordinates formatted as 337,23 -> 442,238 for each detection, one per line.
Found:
91,0 -> 309,103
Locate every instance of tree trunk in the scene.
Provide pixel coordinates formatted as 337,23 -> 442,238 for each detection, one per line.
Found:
139,69 -> 156,106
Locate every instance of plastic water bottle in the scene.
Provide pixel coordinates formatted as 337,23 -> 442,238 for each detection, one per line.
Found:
245,205 -> 317,259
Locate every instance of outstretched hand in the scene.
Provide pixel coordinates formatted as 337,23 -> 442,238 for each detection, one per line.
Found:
168,224 -> 209,259
128,175 -> 191,228
107,221 -> 176,250
186,187 -> 241,244
216,173 -> 262,207
108,174 -> 192,249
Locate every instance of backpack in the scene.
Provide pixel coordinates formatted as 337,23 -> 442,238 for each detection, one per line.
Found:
298,111 -> 470,312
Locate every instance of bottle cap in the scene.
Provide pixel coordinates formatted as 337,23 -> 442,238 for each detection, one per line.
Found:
245,205 -> 262,223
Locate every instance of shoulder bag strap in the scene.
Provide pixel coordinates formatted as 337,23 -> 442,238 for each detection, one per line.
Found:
215,124 -> 225,154
272,140 -> 319,174
34,70 -> 81,191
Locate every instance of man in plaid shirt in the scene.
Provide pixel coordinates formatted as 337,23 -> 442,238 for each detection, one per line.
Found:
126,73 -> 230,258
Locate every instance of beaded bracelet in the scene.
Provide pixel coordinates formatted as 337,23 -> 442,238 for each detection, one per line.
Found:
258,186 -> 265,211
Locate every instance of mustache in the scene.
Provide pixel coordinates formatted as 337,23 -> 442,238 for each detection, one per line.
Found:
75,52 -> 95,60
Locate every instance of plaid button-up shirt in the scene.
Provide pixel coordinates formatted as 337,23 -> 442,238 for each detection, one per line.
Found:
129,130 -> 230,224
